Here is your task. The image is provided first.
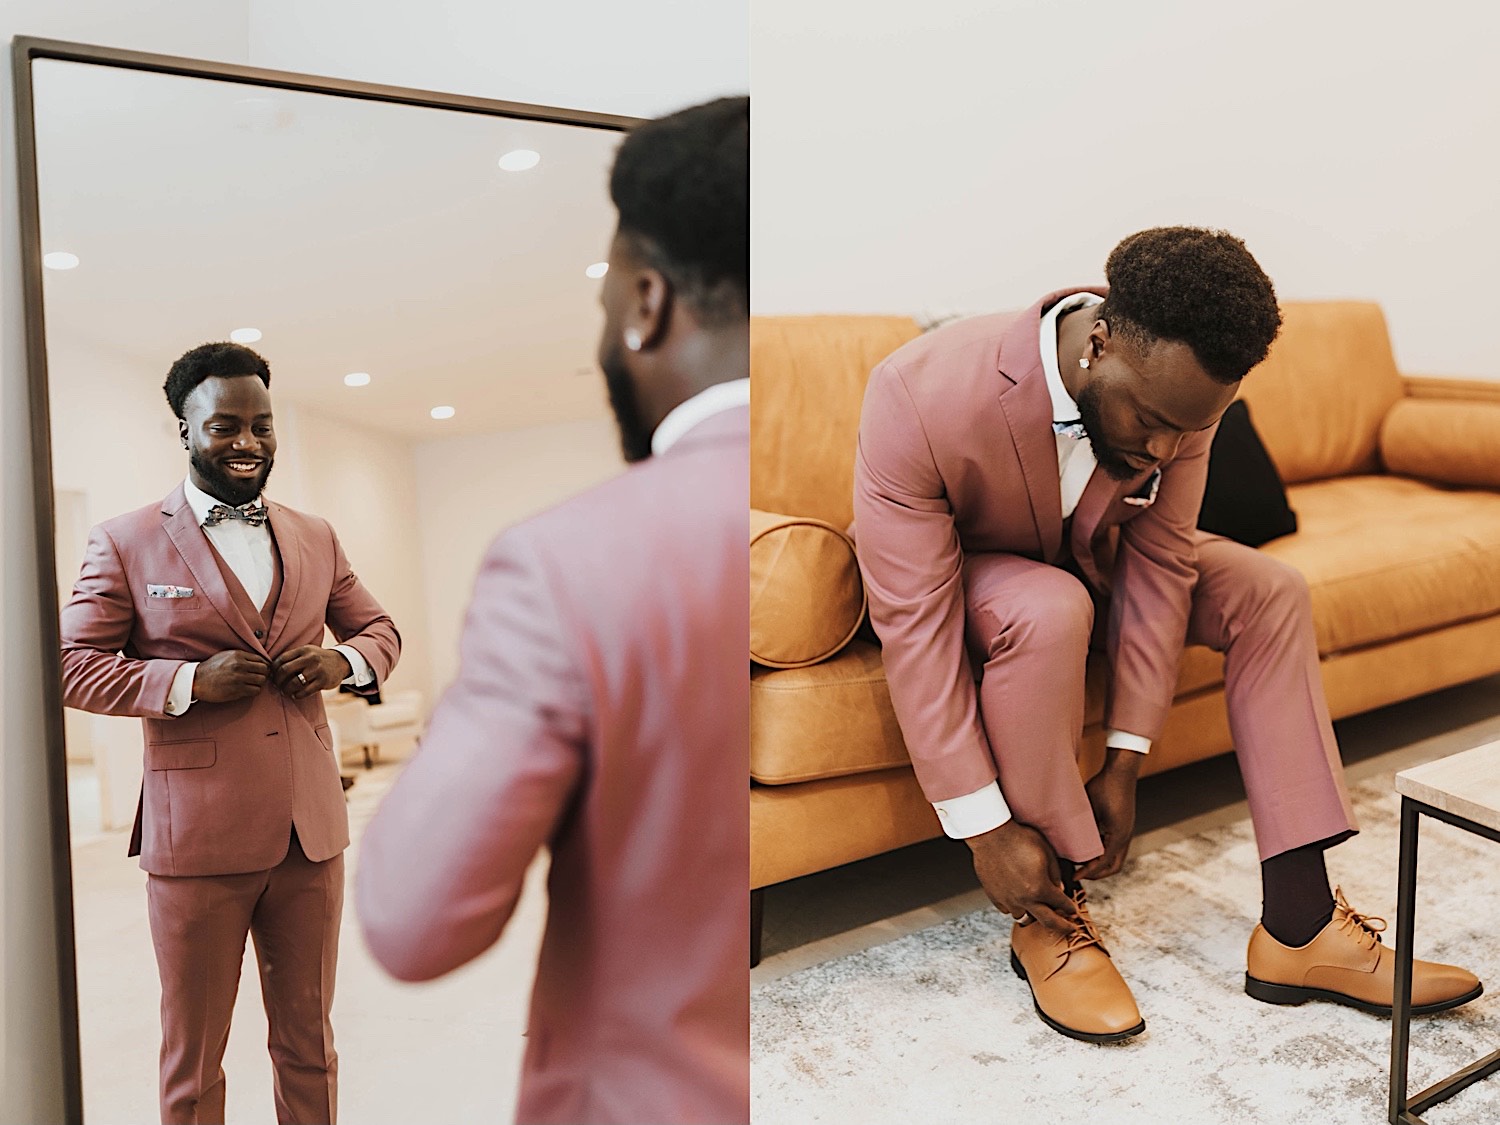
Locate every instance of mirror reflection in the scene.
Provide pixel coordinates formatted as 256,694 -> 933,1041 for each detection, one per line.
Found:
35,57 -> 627,1124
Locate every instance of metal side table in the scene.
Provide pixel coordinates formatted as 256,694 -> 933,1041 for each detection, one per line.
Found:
1390,739 -> 1500,1124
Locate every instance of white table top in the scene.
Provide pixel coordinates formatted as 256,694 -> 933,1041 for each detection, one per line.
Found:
1395,739 -> 1500,834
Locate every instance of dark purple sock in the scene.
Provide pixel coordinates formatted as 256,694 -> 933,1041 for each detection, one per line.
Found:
1260,838 -> 1336,947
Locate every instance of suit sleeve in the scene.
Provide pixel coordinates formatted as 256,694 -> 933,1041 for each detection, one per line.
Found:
322,522 -> 401,692
59,526 -> 182,718
1105,425 -> 1216,738
852,358 -> 995,803
356,528 -> 587,981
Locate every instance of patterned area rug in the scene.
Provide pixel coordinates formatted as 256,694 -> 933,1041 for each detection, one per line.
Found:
752,774 -> 1500,1124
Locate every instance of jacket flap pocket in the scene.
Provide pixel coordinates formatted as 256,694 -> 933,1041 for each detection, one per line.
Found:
148,739 -> 216,771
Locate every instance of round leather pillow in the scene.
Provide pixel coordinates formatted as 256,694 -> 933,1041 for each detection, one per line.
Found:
749,509 -> 865,669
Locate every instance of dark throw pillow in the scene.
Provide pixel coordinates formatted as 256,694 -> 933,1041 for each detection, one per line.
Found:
1196,399 -> 1298,547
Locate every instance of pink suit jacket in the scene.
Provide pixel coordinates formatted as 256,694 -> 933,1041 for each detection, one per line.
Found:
357,406 -> 750,1125
852,289 -> 1217,803
59,484 -> 400,876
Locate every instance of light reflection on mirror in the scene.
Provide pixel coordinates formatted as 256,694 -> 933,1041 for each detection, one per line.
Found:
34,57 -> 628,1124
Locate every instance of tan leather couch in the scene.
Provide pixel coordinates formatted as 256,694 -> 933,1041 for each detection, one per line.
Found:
750,302 -> 1500,947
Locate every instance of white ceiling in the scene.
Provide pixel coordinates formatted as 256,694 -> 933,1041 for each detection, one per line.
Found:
32,58 -> 627,439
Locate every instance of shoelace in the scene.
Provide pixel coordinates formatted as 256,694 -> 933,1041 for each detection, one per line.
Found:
1333,887 -> 1386,950
1061,889 -> 1107,956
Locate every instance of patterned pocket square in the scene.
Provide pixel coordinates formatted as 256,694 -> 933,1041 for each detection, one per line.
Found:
1122,468 -> 1162,508
146,584 -> 195,598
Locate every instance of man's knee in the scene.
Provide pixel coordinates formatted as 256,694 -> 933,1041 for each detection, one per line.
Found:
1251,555 -> 1310,612
1225,552 -> 1313,636
979,569 -> 1094,659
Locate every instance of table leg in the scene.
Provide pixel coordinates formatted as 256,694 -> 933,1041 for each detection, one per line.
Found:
1389,797 -> 1420,1124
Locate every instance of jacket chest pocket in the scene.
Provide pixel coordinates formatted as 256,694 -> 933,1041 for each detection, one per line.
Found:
148,739 -> 217,770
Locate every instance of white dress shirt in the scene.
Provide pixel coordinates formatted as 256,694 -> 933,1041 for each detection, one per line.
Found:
651,378 -> 750,456
164,478 -> 373,715
931,296 -> 1152,840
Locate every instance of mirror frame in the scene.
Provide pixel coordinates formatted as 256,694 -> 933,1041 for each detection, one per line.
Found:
11,35 -> 641,1121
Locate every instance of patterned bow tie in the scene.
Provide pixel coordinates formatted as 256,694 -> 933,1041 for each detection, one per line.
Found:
204,503 -> 268,528
1054,418 -> 1088,441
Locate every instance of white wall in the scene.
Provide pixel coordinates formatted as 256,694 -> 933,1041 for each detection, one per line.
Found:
274,403 -> 431,702
413,415 -> 625,701
246,0 -> 748,118
1,4 -> 743,1117
752,0 -> 1500,379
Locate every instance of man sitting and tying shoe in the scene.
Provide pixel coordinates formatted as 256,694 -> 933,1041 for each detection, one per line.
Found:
852,226 -> 1482,1043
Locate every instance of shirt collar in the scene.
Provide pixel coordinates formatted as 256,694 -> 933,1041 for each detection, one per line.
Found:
1039,292 -> 1104,423
183,477 -> 265,526
650,378 -> 750,457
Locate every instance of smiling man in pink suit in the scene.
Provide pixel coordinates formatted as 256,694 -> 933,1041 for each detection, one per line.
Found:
357,96 -> 749,1125
60,341 -> 400,1124
854,227 -> 1481,1044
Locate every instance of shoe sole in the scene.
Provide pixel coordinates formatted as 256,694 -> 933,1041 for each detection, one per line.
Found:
1244,973 -> 1484,1016
1009,950 -> 1146,1044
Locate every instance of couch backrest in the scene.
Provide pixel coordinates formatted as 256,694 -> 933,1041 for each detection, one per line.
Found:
749,301 -> 1406,521
751,315 -> 923,526
1236,301 -> 1404,484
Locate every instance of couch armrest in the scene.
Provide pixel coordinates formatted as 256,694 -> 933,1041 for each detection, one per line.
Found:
1381,398 -> 1500,489
1402,375 -> 1500,404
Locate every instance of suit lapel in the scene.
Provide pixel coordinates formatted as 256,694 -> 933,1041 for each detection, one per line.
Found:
995,291 -> 1091,562
1068,468 -> 1116,591
159,488 -> 265,654
263,501 -> 302,653
1069,463 -> 1157,590
997,372 -> 1062,562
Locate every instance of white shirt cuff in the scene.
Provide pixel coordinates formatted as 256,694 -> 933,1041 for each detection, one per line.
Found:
334,644 -> 375,687
1105,730 -> 1152,754
932,781 -> 1013,839
164,662 -> 198,716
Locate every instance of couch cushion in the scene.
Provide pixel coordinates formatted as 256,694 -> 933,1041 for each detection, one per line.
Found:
1236,302 -> 1404,485
750,509 -> 865,668
751,637 -> 1227,785
751,640 -> 907,783
1265,475 -> 1500,653
751,316 -> 923,529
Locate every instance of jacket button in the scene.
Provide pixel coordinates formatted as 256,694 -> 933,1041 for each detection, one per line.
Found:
254,629 -> 264,638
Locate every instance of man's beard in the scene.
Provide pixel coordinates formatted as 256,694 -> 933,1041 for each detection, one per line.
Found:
190,447 -> 273,507
600,346 -> 654,464
1075,380 -> 1144,482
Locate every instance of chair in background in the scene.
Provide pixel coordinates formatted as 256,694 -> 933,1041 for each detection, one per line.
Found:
324,689 -> 426,770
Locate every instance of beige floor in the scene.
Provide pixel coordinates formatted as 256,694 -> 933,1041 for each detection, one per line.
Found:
68,760 -> 547,1125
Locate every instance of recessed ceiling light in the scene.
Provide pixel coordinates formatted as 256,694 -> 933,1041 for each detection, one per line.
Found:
585,262 -> 609,279
497,149 -> 541,172
344,372 -> 371,387
230,328 -> 262,344
44,251 -> 79,270
430,405 -> 456,420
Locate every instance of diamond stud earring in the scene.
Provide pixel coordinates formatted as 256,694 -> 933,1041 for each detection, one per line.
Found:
1079,357 -> 1090,369
624,327 -> 643,352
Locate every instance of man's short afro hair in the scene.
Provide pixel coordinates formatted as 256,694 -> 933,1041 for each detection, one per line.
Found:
1096,226 -> 1281,385
163,342 -> 271,419
609,95 -> 748,326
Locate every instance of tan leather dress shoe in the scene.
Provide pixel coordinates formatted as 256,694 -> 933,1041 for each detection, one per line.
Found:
1245,887 -> 1483,1015
1009,889 -> 1145,1044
